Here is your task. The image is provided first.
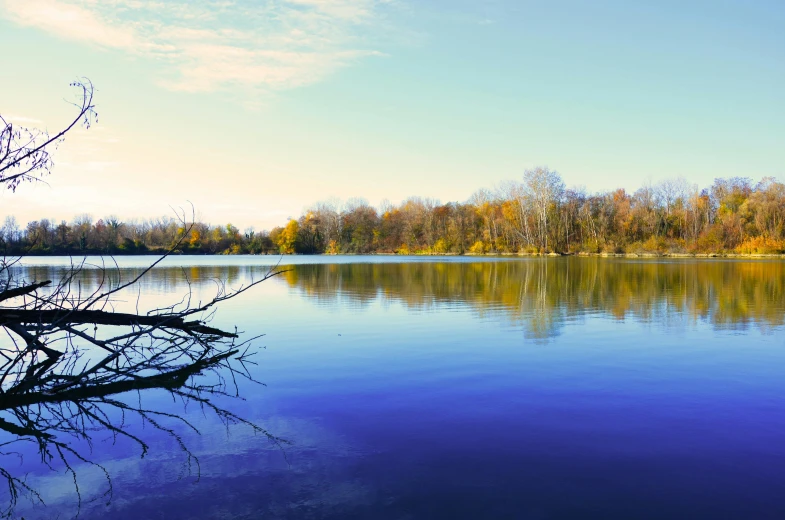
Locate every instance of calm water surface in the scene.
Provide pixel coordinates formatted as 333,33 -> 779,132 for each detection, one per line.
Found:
8,256 -> 785,519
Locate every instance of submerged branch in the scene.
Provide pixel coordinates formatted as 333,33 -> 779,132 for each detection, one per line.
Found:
0,309 -> 237,338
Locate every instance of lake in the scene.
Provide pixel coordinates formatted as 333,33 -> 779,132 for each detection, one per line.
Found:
5,256 -> 785,519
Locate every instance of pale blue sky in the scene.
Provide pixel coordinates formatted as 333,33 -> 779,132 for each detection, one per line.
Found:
1,0 -> 783,229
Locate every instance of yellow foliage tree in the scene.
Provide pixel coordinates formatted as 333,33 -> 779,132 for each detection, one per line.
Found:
189,229 -> 201,247
469,240 -> 487,254
277,220 -> 299,254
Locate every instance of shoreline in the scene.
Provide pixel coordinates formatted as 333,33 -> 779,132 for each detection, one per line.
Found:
487,251 -> 785,259
9,251 -> 785,259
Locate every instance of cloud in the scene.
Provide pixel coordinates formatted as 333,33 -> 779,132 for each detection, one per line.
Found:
0,0 -> 388,96
286,0 -> 375,20
1,114 -> 44,125
2,0 -> 145,50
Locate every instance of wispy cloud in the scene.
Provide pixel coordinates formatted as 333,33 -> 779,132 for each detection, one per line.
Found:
1,114 -> 44,125
1,0 -> 389,96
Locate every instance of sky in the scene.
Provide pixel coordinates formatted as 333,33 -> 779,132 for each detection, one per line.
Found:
0,0 -> 783,230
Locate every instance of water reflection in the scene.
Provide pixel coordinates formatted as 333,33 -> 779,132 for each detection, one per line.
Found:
282,258 -> 785,338
0,259 -> 281,519
4,257 -> 785,519
0,351 -> 278,516
17,263 -> 250,296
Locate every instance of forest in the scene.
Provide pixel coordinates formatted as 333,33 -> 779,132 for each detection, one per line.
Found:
3,168 -> 784,256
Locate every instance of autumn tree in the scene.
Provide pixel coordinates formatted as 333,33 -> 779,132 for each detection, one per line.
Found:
340,198 -> 379,253
277,219 -> 300,254
523,167 -> 564,252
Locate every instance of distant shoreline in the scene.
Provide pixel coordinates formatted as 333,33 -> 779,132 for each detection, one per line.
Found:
9,251 -> 785,259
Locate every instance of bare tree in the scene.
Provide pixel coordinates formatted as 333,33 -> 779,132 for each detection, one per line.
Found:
0,80 -> 96,191
655,177 -> 689,218
523,167 -> 564,251
0,82 -> 284,517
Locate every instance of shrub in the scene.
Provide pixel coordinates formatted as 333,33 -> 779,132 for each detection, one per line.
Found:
325,240 -> 340,255
735,236 -> 785,254
641,236 -> 666,253
469,241 -> 487,254
433,238 -> 449,254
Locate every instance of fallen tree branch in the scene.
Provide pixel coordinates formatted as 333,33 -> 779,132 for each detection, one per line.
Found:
0,309 -> 237,338
0,280 -> 51,304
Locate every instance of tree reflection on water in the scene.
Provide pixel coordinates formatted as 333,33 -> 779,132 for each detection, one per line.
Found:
283,258 -> 785,339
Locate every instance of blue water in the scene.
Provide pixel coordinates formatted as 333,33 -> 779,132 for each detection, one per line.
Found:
6,256 -> 785,519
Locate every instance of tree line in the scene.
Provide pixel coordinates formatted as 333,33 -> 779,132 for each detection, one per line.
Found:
3,168 -> 785,255
0,214 -> 279,255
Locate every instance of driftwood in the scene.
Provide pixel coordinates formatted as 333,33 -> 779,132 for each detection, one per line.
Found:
0,308 -> 238,338
0,280 -> 51,304
0,248 -> 285,518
